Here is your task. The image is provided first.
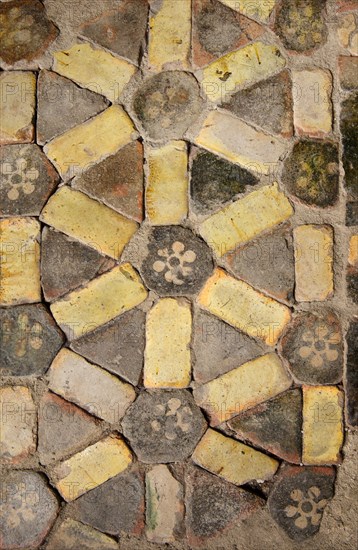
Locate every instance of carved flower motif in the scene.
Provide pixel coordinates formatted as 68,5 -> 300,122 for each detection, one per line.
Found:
298,323 -> 340,368
1,158 -> 39,201
152,241 -> 197,285
150,397 -> 193,441
285,487 -> 328,529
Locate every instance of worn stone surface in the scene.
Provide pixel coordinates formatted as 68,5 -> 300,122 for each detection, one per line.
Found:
294,225 -> 334,302
0,386 -> 36,464
70,467 -> 144,536
192,429 -> 279,486
281,311 -> 343,385
41,227 -> 115,302
41,187 -> 138,260
346,320 -> 358,426
0,303 -> 63,377
185,466 -> 264,546
268,466 -> 335,541
190,148 -> 258,215
198,268 -> 291,345
133,71 -> 203,141
0,143 -> 59,216
141,226 -> 214,296
71,309 -> 145,386
50,264 -> 147,340
218,0 -> 275,23
144,299 -> 192,388
47,349 -> 136,423
275,0 -> 328,52
80,0 -> 148,64
146,141 -> 188,224
0,71 -> 36,144
193,353 -> 292,426
0,217 -> 41,306
0,0 -> 58,65
122,390 -> 207,463
37,70 -> 109,144
193,310 -> 265,384
341,93 -> 358,199
228,389 -> 302,464
46,519 -> 118,550
302,386 -> 344,465
347,266 -> 358,304
339,56 -> 358,90
146,464 -> 184,543
44,104 -> 136,179
72,141 -> 144,222
346,201 -> 358,226
282,140 -> 339,207
337,11 -> 358,54
38,392 -> 101,465
53,434 -> 132,501
222,71 -> 293,137
225,227 -> 295,301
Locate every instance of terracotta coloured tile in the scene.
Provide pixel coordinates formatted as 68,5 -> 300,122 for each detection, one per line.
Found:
46,519 -> 118,550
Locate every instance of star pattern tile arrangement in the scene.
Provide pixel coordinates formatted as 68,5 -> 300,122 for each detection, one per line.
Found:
0,0 -> 356,548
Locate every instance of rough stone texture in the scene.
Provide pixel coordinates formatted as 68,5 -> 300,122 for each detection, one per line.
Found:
222,71 -> 294,137
47,349 -> 136,423
38,392 -> 101,465
70,467 -> 144,536
185,466 -> 264,546
122,390 -> 207,463
218,0 -> 275,23
71,309 -> 146,386
0,386 -> 36,464
37,70 -> 109,144
0,470 -> 59,549
346,201 -> 358,226
79,0 -> 148,64
337,11 -> 358,54
0,71 -> 36,144
193,353 -> 292,426
347,266 -> 358,304
133,71 -> 203,141
0,304 -> 63,376
46,519 -> 118,550
41,227 -> 115,302
268,466 -> 335,541
339,56 -> 358,90
228,389 -> 302,464
341,93 -> 358,200
224,227 -> 295,302
190,148 -> 258,215
140,226 -> 214,296
0,0 -> 58,65
282,140 -> 339,207
280,311 -> 343,385
193,310 -> 265,384
72,141 -> 144,222
275,0 -> 328,52
346,320 -> 358,426
0,143 -> 59,216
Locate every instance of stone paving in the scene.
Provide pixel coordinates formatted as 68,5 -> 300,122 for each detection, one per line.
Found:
0,0 -> 357,549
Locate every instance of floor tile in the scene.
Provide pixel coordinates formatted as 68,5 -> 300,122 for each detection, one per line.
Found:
346,320 -> 358,426
218,0 -> 276,23
0,71 -> 36,144
46,519 -> 118,550
292,69 -> 332,137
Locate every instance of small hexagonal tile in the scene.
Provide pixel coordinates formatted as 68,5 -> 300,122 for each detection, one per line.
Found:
190,148 -> 258,215
268,466 -> 335,541
46,519 -> 118,550
140,226 -> 214,296
0,144 -> 59,216
0,71 -> 36,145
70,467 -> 144,536
341,93 -> 358,199
133,71 -> 203,141
0,304 -> 64,376
122,390 -> 207,463
280,311 -> 343,385
0,0 -> 58,65
282,140 -> 339,207
274,0 -> 328,52
0,470 -> 59,549
346,319 -> 358,426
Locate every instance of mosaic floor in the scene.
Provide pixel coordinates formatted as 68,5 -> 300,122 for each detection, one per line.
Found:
0,0 -> 357,549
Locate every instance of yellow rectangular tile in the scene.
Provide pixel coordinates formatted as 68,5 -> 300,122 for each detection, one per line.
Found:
53,43 -> 136,101
218,0 -> 276,22
148,0 -> 191,70
194,111 -> 288,174
192,429 -> 279,485
303,386 -> 344,465
200,42 -> 286,102
200,183 -> 293,256
294,225 -> 334,302
292,69 -> 332,137
40,187 -> 138,259
0,72 -> 36,144
50,264 -> 148,340
348,235 -> 358,267
144,298 -> 191,388
146,141 -> 188,224
0,218 -> 40,305
54,434 -> 132,501
197,268 -> 291,345
194,353 -> 292,426
44,105 -> 136,179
